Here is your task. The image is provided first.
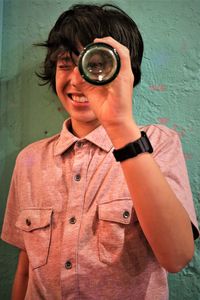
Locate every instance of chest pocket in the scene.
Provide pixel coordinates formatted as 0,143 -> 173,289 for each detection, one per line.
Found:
15,208 -> 53,269
98,198 -> 135,264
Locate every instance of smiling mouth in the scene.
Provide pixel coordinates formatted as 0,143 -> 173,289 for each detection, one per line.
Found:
68,94 -> 89,103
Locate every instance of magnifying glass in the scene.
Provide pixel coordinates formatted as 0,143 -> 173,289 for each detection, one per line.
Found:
78,42 -> 121,85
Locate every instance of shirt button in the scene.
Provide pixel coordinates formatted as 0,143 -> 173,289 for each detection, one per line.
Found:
26,219 -> 31,226
65,260 -> 72,269
77,141 -> 82,148
123,210 -> 130,219
69,217 -> 77,224
74,174 -> 81,181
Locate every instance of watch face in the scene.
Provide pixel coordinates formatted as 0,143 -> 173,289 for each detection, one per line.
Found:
78,42 -> 121,85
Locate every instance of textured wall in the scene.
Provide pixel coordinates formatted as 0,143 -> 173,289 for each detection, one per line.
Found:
0,0 -> 199,299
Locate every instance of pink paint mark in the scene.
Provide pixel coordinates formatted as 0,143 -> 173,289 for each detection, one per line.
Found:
183,152 -> 193,160
149,85 -> 166,91
178,129 -> 186,138
158,118 -> 169,125
172,124 -> 178,131
172,124 -> 186,138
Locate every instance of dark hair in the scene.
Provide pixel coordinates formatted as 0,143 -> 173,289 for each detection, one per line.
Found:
36,3 -> 144,93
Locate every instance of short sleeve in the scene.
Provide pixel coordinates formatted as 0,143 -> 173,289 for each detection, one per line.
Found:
145,125 -> 199,240
1,161 -> 25,249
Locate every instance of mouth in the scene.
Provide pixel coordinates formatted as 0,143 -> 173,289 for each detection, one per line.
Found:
68,93 -> 89,103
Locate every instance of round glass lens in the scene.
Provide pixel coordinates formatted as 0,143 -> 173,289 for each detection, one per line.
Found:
79,44 -> 119,84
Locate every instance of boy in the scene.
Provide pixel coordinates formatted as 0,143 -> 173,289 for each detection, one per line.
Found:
1,4 -> 199,300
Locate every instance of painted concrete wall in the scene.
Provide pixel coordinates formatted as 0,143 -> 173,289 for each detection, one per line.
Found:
0,0 -> 199,299
0,0 -> 3,74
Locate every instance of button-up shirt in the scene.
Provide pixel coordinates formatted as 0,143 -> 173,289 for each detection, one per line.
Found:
1,119 -> 199,300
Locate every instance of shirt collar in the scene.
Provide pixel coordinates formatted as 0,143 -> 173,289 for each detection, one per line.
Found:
54,119 -> 113,156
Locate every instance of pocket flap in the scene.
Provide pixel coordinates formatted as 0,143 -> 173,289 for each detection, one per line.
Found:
98,199 -> 133,224
15,208 -> 53,232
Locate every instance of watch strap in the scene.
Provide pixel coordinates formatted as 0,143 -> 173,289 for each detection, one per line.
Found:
113,131 -> 153,162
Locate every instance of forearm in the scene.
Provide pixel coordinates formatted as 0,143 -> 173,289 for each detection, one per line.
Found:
11,272 -> 28,300
77,35 -> 195,272
12,250 -> 29,300
107,121 -> 194,273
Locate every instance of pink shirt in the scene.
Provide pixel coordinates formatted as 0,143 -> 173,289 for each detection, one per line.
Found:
1,119 -> 199,300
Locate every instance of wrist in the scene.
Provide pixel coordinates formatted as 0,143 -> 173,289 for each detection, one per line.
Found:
113,131 -> 153,162
104,119 -> 141,149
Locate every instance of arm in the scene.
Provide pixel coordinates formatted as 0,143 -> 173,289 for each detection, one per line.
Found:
11,250 -> 29,300
107,120 -> 194,273
78,36 -> 195,273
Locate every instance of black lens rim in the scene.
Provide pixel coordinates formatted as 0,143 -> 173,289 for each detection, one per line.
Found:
78,42 -> 121,85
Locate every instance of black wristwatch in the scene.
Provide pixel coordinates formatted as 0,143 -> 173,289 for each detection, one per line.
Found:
113,131 -> 153,162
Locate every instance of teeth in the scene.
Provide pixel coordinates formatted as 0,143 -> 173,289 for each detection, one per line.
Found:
71,95 -> 88,103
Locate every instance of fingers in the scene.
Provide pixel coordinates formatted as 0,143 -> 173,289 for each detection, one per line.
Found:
93,37 -> 132,73
76,36 -> 134,89
94,36 -> 128,55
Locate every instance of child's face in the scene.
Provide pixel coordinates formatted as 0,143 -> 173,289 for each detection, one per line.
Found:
55,49 -> 100,133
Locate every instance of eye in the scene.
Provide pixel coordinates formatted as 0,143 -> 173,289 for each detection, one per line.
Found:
57,57 -> 76,71
58,64 -> 74,71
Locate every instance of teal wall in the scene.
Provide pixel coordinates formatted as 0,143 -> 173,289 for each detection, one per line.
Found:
0,0 -> 199,299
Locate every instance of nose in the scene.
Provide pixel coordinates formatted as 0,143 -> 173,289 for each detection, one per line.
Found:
70,66 -> 84,87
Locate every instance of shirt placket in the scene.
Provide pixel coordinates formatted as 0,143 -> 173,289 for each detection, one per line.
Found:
60,140 -> 87,299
